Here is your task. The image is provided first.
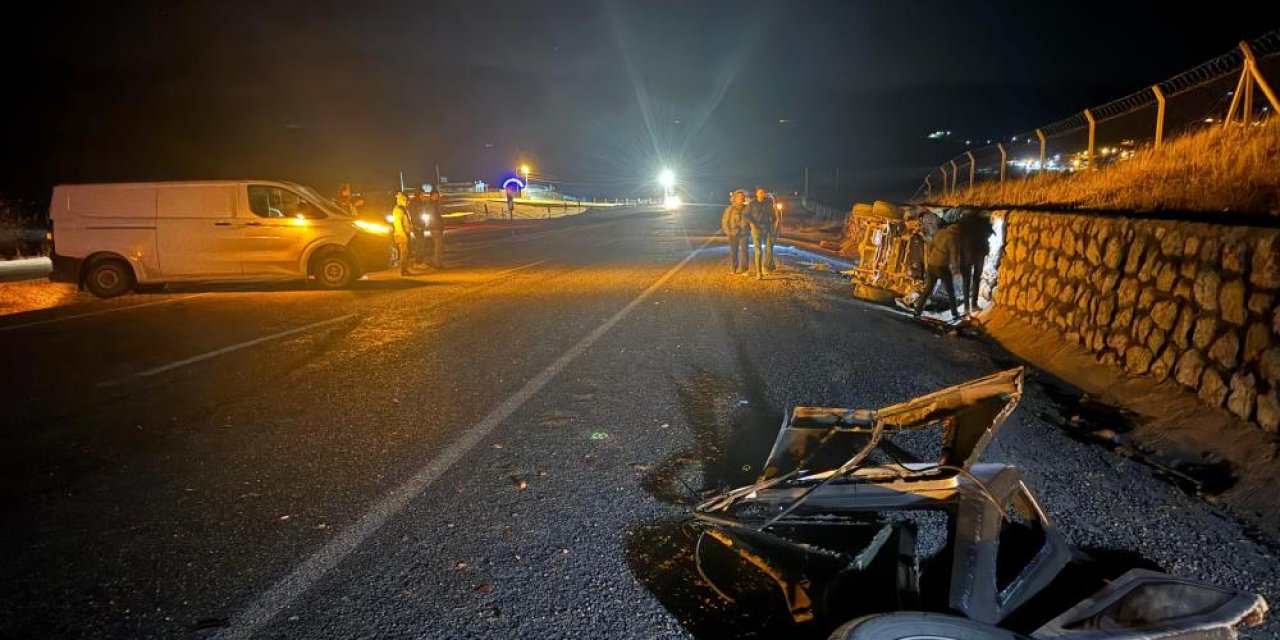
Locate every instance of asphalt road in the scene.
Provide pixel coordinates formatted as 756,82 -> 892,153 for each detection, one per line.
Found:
1,205 -> 1277,639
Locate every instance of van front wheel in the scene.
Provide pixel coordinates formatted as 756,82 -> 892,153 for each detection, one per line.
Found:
313,253 -> 356,289
85,258 -> 134,298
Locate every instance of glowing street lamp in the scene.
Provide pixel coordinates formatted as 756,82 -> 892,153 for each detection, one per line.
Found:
658,168 -> 675,191
659,168 -> 680,209
520,164 -> 531,197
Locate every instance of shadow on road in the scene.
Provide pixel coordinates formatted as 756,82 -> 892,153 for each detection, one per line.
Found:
149,278 -> 434,295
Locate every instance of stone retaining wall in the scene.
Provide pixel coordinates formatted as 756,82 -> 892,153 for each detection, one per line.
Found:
993,211 -> 1280,434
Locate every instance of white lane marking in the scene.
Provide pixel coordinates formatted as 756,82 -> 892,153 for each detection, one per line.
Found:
488,258 -> 551,275
215,238 -> 713,640
99,313 -> 359,387
0,294 -> 210,334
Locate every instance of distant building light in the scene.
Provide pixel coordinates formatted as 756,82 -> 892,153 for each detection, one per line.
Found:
927,130 -> 951,140
1204,117 -> 1216,123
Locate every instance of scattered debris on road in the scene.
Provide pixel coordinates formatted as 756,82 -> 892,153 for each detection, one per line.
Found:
689,368 -> 1268,638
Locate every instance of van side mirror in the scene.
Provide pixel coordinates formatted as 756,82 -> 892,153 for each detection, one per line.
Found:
294,203 -> 326,219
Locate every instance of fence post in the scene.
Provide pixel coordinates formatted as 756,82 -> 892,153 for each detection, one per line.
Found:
1035,129 -> 1047,172
1152,84 -> 1166,148
965,151 -> 976,188
1241,41 -> 1280,113
948,159 -> 958,194
1084,109 -> 1097,170
1225,67 -> 1247,127
997,143 -> 1007,183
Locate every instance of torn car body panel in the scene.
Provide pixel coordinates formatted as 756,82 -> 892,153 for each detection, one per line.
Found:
690,368 -> 1266,637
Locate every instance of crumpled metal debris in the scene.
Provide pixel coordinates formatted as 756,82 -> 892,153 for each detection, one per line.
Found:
691,368 -> 1266,638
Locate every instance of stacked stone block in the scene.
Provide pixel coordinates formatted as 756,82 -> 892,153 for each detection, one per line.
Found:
993,211 -> 1280,434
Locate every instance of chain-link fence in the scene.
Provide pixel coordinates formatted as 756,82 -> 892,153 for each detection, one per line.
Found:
916,30 -> 1280,201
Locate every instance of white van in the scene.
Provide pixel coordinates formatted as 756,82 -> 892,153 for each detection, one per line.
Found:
49,180 -> 394,297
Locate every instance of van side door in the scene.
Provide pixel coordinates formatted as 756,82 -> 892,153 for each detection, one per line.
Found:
241,185 -> 324,277
155,184 -> 243,278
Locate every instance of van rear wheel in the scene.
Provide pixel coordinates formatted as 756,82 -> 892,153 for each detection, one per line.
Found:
313,252 -> 356,289
84,258 -> 133,298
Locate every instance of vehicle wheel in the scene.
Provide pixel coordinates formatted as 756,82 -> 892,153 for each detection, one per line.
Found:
828,613 -> 1029,640
313,252 -> 356,289
84,258 -> 134,298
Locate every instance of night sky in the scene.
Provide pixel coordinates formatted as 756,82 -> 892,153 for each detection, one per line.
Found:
3,1 -> 1277,208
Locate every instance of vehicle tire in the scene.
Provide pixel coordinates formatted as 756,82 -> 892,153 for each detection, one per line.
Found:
828,613 -> 1029,640
313,252 -> 357,289
84,258 -> 134,298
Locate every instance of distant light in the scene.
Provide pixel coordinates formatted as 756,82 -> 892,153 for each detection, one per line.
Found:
659,168 -> 675,189
1204,117 -> 1215,123
927,130 -> 950,140
664,194 -> 682,210
778,118 -> 792,124
520,164 -> 531,177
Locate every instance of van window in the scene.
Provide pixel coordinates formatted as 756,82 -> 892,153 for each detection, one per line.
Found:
248,185 -> 315,218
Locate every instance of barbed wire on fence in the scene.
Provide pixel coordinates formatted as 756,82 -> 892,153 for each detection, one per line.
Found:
916,28 -> 1280,202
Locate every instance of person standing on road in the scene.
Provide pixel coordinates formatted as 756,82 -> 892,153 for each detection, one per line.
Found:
956,210 -> 993,314
745,187 -> 779,280
424,189 -> 445,268
335,183 -> 361,216
721,190 -> 750,274
392,191 -> 414,276
913,223 -> 961,319
766,192 -> 783,271
505,185 -> 516,219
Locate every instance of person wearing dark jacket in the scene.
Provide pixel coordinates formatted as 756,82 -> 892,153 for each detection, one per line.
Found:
423,190 -> 445,268
955,211 -> 993,313
913,223 -> 961,319
745,187 -> 778,280
721,190 -> 750,274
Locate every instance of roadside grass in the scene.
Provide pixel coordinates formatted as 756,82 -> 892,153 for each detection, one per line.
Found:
0,197 -> 49,259
930,122 -> 1280,214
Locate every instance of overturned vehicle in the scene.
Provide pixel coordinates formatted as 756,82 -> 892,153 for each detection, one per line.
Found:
691,369 -> 1267,639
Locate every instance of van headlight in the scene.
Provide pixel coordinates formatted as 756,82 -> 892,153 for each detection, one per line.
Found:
354,219 -> 392,236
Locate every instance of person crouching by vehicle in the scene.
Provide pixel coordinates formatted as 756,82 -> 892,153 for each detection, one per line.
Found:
746,187 -> 779,280
721,190 -> 750,274
392,191 -> 414,276
424,189 -> 445,268
913,222 -> 960,320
